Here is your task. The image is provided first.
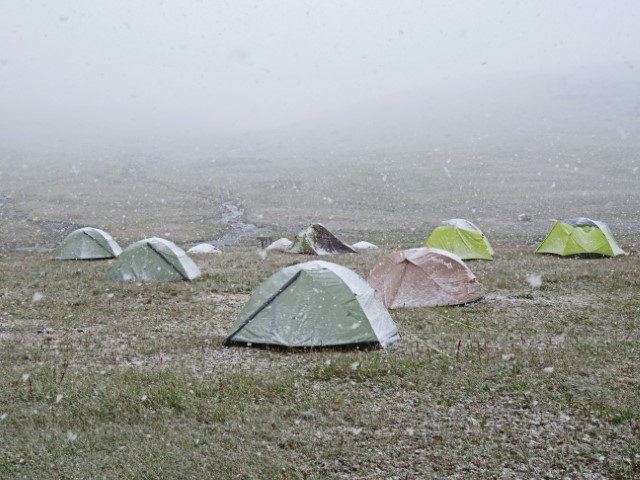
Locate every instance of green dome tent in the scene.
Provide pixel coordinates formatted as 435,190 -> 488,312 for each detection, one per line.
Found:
287,223 -> 357,255
53,227 -> 122,260
425,219 -> 494,260
224,260 -> 399,348
535,217 -> 626,257
108,237 -> 201,281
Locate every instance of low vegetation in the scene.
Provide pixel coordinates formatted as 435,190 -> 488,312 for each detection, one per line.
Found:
1,150 -> 639,478
1,244 -> 639,479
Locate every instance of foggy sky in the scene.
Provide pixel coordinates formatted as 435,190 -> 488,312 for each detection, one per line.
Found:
1,0 -> 639,146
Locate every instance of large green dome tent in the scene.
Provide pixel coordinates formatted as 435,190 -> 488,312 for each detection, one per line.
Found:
53,227 -> 122,260
425,219 -> 494,260
224,260 -> 399,348
535,217 -> 626,257
108,237 -> 201,281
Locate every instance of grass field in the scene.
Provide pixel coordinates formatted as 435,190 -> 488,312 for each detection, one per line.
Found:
1,147 -> 639,478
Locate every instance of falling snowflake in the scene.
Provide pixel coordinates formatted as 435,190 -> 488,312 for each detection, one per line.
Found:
526,274 -> 542,288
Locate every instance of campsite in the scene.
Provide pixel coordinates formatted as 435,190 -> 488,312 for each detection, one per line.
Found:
0,149 -> 638,479
1,2 -> 640,478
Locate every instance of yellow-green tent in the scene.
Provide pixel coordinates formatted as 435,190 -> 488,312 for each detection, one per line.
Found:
535,218 -> 626,257
425,219 -> 494,260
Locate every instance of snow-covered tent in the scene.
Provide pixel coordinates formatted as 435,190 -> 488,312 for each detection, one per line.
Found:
425,219 -> 494,260
108,237 -> 201,281
535,218 -> 626,257
224,260 -> 399,348
53,227 -> 122,260
368,248 -> 484,308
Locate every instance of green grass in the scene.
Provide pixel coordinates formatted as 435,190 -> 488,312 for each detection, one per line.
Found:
1,150 -> 639,478
1,246 -> 639,479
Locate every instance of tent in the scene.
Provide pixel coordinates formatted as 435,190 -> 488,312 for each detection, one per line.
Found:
108,237 -> 201,281
224,260 -> 399,348
287,223 -> 357,255
425,219 -> 494,260
367,248 -> 484,308
53,227 -> 122,260
535,217 -> 626,257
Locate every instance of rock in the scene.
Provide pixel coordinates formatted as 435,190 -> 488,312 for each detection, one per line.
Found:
187,243 -> 221,254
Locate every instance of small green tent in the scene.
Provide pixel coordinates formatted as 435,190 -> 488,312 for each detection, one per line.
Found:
535,217 -> 626,257
224,260 -> 399,348
108,237 -> 201,281
53,227 -> 122,260
287,224 -> 357,255
425,219 -> 494,260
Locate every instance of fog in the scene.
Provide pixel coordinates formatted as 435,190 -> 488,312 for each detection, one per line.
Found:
1,1 -> 640,151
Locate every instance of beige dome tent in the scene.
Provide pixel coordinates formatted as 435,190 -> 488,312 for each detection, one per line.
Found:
367,248 -> 484,308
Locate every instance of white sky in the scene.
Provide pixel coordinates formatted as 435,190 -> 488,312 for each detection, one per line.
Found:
1,0 -> 639,136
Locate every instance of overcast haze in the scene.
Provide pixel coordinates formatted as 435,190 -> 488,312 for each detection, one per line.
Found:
2,0 -> 640,148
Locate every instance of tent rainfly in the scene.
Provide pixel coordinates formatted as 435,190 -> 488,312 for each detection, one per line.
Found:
535,217 -> 626,257
108,237 -> 201,281
53,227 -> 122,260
425,219 -> 494,260
287,223 -> 357,255
367,248 -> 484,308
224,260 -> 399,348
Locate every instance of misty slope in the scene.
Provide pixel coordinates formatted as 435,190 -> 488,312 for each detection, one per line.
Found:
245,65 -> 640,154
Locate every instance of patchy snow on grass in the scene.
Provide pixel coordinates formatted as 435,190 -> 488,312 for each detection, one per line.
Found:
526,274 -> 543,288
351,241 -> 379,250
187,243 -> 221,254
